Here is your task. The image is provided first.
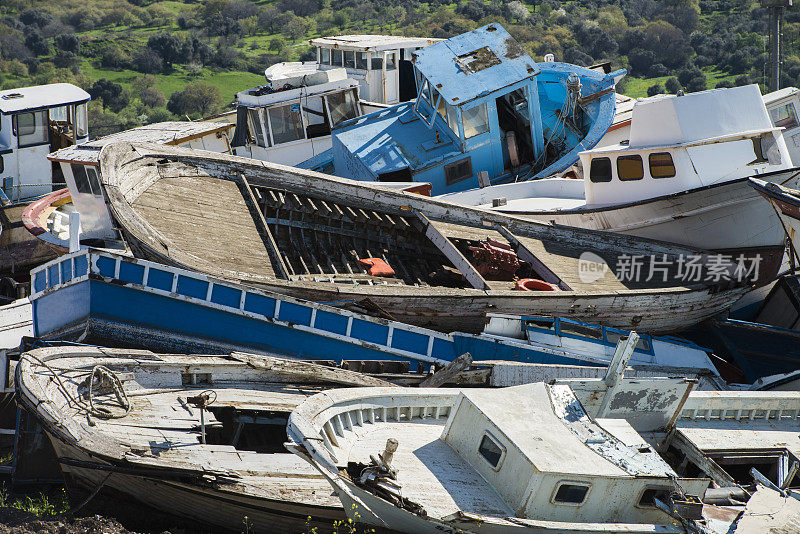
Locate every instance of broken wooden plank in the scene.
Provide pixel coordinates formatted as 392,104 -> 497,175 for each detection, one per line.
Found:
413,211 -> 489,291
419,353 -> 473,387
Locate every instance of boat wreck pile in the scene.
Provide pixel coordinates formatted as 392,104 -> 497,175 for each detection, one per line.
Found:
2,22 -> 800,534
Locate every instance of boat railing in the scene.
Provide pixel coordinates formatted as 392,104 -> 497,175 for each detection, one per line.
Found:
29,249 -> 457,365
289,388 -> 457,462
680,391 -> 800,422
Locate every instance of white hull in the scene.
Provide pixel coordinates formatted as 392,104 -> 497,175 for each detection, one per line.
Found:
495,171 -> 800,252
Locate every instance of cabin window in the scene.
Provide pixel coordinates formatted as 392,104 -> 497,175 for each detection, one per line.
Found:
649,152 -> 676,178
75,103 -> 88,138
617,155 -> 644,181
444,157 -> 473,186
371,52 -> 383,70
446,103 -> 459,137
268,103 -> 304,145
605,330 -> 652,352
86,166 -> 102,195
559,320 -> 603,340
71,163 -> 94,195
589,157 -> 612,183
462,104 -> 489,139
248,108 -> 268,147
553,482 -> 590,505
356,52 -> 368,70
344,51 -> 356,69
478,433 -> 505,469
14,111 -> 49,147
320,47 -> 331,65
302,96 -> 331,138
327,89 -> 360,128
760,133 -> 783,165
385,52 -> 397,71
332,49 -> 343,67
770,103 -> 799,129
637,487 -> 671,508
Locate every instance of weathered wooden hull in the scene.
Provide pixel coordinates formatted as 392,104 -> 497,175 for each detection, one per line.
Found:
46,439 -> 344,534
100,143 -> 752,335
16,348 -> 392,534
0,201 -> 58,274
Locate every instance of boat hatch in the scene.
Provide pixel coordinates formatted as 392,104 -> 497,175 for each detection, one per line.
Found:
206,406 -> 291,454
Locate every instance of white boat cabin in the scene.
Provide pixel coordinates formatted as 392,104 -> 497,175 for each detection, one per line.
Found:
310,35 -> 440,105
582,84 -> 791,207
764,86 -> 800,165
441,384 -> 708,523
46,121 -> 233,243
0,84 -> 90,202
231,67 -> 363,166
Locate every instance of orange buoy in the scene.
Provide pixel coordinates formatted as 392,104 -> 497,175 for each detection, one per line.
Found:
514,278 -> 560,291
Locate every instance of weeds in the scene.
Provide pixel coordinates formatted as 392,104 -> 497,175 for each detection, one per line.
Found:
304,504 -> 376,534
0,484 -> 70,517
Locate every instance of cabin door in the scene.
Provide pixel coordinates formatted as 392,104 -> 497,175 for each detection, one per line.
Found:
495,89 -> 534,171
383,50 -> 399,104
399,49 -> 416,102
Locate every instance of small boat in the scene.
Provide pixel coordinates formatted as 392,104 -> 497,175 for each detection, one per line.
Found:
98,141 -> 751,334
289,351 -> 800,533
15,345 -> 401,533
232,35 -> 439,167
22,121 -> 236,255
0,83 -> 91,273
749,178 -> 800,265
312,23 -> 623,195
26,249 -> 725,378
441,85 -> 798,284
286,362 -> 719,533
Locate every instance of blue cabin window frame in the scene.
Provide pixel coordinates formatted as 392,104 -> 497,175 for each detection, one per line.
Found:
603,327 -> 653,355
444,157 -> 473,186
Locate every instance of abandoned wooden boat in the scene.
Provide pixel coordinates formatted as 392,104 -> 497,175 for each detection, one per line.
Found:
289,342 -> 800,533
99,141 -> 752,334
287,366 -> 716,532
21,121 -> 235,256
27,249 -> 725,378
309,23 -> 623,195
0,83 -> 91,273
232,35 -> 439,166
750,177 -> 800,265
15,346 -> 410,533
441,85 -> 798,283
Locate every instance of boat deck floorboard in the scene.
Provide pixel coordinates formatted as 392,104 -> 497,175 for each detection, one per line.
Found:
343,420 -> 514,519
132,174 -> 276,280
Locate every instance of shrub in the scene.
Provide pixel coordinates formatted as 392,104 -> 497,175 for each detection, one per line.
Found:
646,84 -> 665,96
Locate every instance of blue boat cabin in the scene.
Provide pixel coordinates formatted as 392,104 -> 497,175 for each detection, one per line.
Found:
328,24 -> 620,195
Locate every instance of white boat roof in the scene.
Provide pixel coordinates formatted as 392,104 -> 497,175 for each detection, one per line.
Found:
48,121 -> 233,164
763,86 -> 800,105
0,83 -> 90,113
458,383 -> 675,478
237,78 -> 358,108
309,34 -> 440,52
627,84 -> 773,149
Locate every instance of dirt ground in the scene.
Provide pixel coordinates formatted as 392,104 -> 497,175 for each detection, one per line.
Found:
0,492 -> 215,534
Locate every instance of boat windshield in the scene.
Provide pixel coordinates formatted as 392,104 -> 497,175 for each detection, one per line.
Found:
414,70 -> 459,139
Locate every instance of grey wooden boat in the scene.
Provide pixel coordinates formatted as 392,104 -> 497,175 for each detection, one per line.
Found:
15,346 -> 398,533
98,142 -> 751,334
